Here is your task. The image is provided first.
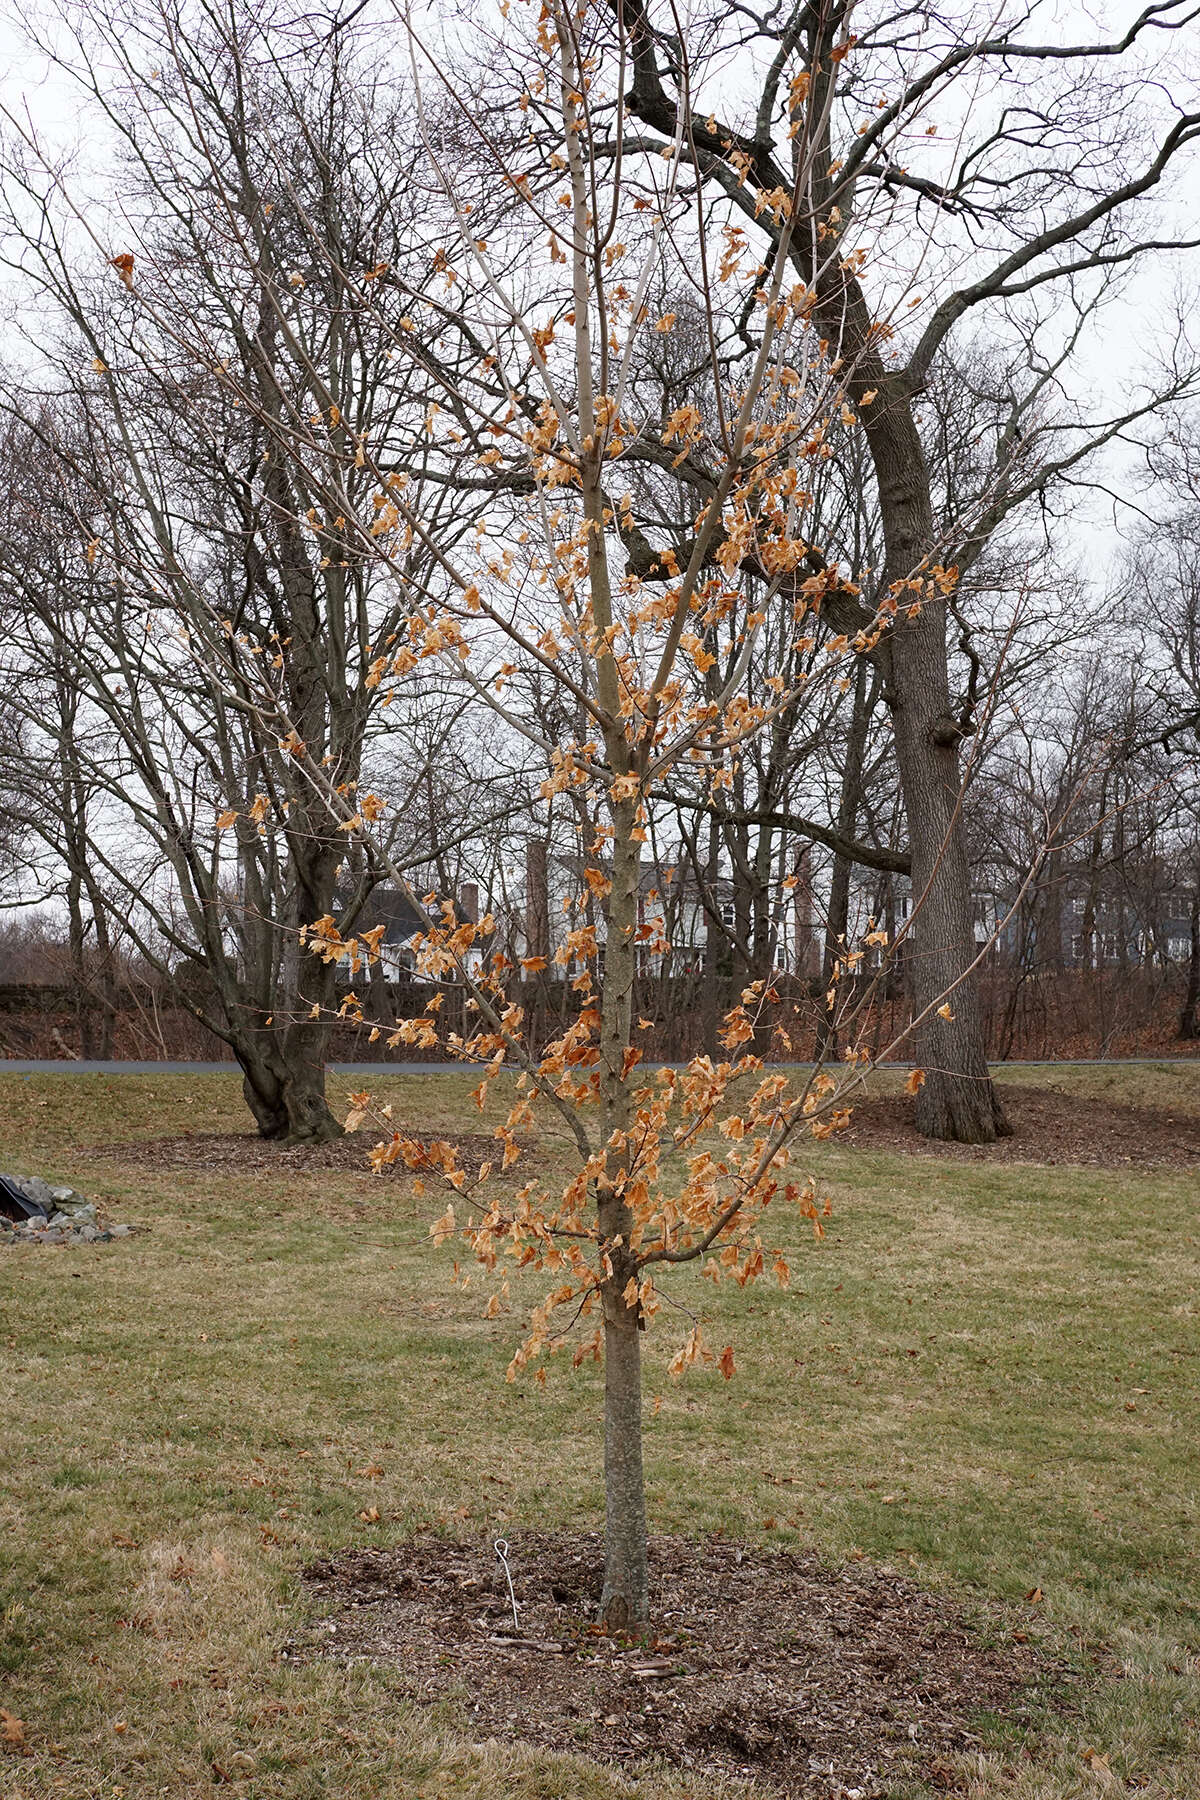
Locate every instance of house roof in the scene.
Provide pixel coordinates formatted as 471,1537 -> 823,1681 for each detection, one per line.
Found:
343,886 -> 468,947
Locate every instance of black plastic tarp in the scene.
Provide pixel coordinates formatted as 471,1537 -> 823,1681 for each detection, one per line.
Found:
0,1175 -> 48,1222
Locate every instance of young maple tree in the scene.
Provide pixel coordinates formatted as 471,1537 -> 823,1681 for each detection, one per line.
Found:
244,0 -> 984,1628
81,0 -> 1018,1627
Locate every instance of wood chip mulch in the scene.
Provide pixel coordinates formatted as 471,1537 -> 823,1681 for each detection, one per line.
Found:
89,1127 -> 507,1179
88,1080 -> 1200,1179
839,1083 -> 1200,1169
291,1533 -> 1071,1796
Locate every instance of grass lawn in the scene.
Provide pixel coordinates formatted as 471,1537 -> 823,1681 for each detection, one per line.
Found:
1,1065 -> 1197,1799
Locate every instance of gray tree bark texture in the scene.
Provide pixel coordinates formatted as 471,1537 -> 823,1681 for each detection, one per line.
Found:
865,394 -> 1011,1143
236,1028 -> 341,1143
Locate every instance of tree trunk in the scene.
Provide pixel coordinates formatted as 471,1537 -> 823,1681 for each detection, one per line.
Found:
621,16 -> 1007,1136
818,849 -> 851,1062
235,1027 -> 342,1142
64,863 -> 96,1059
891,680 -> 1009,1140
600,1278 -> 648,1632
699,808 -> 721,1058
817,659 -> 874,1060
597,797 -> 649,1631
793,845 -> 817,981
867,396 -> 1010,1143
1180,892 -> 1200,1041
89,897 -> 119,1060
581,266 -> 648,1621
59,717 -> 104,1060
525,835 -> 551,961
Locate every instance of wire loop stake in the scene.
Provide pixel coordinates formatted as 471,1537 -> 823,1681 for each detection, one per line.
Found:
493,1538 -> 519,1634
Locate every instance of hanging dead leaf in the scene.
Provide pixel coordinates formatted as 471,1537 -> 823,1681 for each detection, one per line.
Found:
111,253 -> 135,289
904,1068 -> 926,1095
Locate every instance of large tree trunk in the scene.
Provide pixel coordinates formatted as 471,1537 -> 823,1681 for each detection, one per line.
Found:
888,667 -> 1009,1141
235,1025 -> 342,1142
867,396 -> 1010,1143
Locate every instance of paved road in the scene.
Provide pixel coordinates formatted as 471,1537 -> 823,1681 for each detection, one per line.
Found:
0,1060 -> 459,1075
3,1057 -> 1199,1075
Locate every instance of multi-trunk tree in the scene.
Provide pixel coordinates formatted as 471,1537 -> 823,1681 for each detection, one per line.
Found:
0,13 -> 502,1136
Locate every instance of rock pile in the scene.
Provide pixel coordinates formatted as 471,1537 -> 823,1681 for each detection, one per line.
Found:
0,1172 -> 134,1246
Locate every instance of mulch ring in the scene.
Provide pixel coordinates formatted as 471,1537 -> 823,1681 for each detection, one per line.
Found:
88,1126 -> 512,1180
89,1084 -> 1200,1178
840,1082 -> 1200,1169
291,1533 -> 1072,1797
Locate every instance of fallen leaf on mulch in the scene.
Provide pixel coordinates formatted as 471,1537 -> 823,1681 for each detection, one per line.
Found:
290,1532 -> 1074,1796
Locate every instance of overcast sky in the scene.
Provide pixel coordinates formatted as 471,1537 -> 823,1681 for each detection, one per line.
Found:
0,0 -> 1197,578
